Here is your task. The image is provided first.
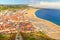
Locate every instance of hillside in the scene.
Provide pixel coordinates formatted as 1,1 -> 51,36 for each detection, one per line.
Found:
0,4 -> 31,11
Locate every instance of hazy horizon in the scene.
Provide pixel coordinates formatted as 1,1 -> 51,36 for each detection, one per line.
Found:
0,0 -> 60,5
0,0 -> 60,9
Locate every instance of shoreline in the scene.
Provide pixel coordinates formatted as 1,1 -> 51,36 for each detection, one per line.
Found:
25,8 -> 60,39
25,8 -> 60,28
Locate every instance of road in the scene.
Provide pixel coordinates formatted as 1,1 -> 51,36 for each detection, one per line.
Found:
15,33 -> 23,40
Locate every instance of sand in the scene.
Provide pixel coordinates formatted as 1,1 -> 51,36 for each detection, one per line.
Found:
25,8 -> 60,39
25,8 -> 60,29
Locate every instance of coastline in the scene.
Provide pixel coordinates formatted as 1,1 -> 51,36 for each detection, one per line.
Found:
25,8 -> 60,39
25,8 -> 60,28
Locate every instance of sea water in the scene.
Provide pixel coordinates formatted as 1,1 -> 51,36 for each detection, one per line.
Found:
35,8 -> 60,26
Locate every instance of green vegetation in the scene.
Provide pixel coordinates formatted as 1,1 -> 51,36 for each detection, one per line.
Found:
0,33 -> 17,40
21,31 -> 56,40
0,33 -> 10,40
0,4 -> 31,11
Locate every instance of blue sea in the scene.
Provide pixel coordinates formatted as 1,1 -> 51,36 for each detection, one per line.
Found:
35,8 -> 60,26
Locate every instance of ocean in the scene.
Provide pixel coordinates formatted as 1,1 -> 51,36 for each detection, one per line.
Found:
35,8 -> 60,26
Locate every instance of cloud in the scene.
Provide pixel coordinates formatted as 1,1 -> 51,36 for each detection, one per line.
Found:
40,2 -> 60,9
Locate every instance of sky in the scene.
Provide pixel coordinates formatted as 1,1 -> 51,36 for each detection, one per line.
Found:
0,0 -> 60,5
0,0 -> 30,5
43,0 -> 60,2
40,2 -> 60,9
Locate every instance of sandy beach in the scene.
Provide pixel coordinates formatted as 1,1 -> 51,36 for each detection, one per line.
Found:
25,8 -> 60,29
25,8 -> 60,39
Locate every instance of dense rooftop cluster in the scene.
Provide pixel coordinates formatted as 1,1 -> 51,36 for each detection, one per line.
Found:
0,10 -> 35,34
